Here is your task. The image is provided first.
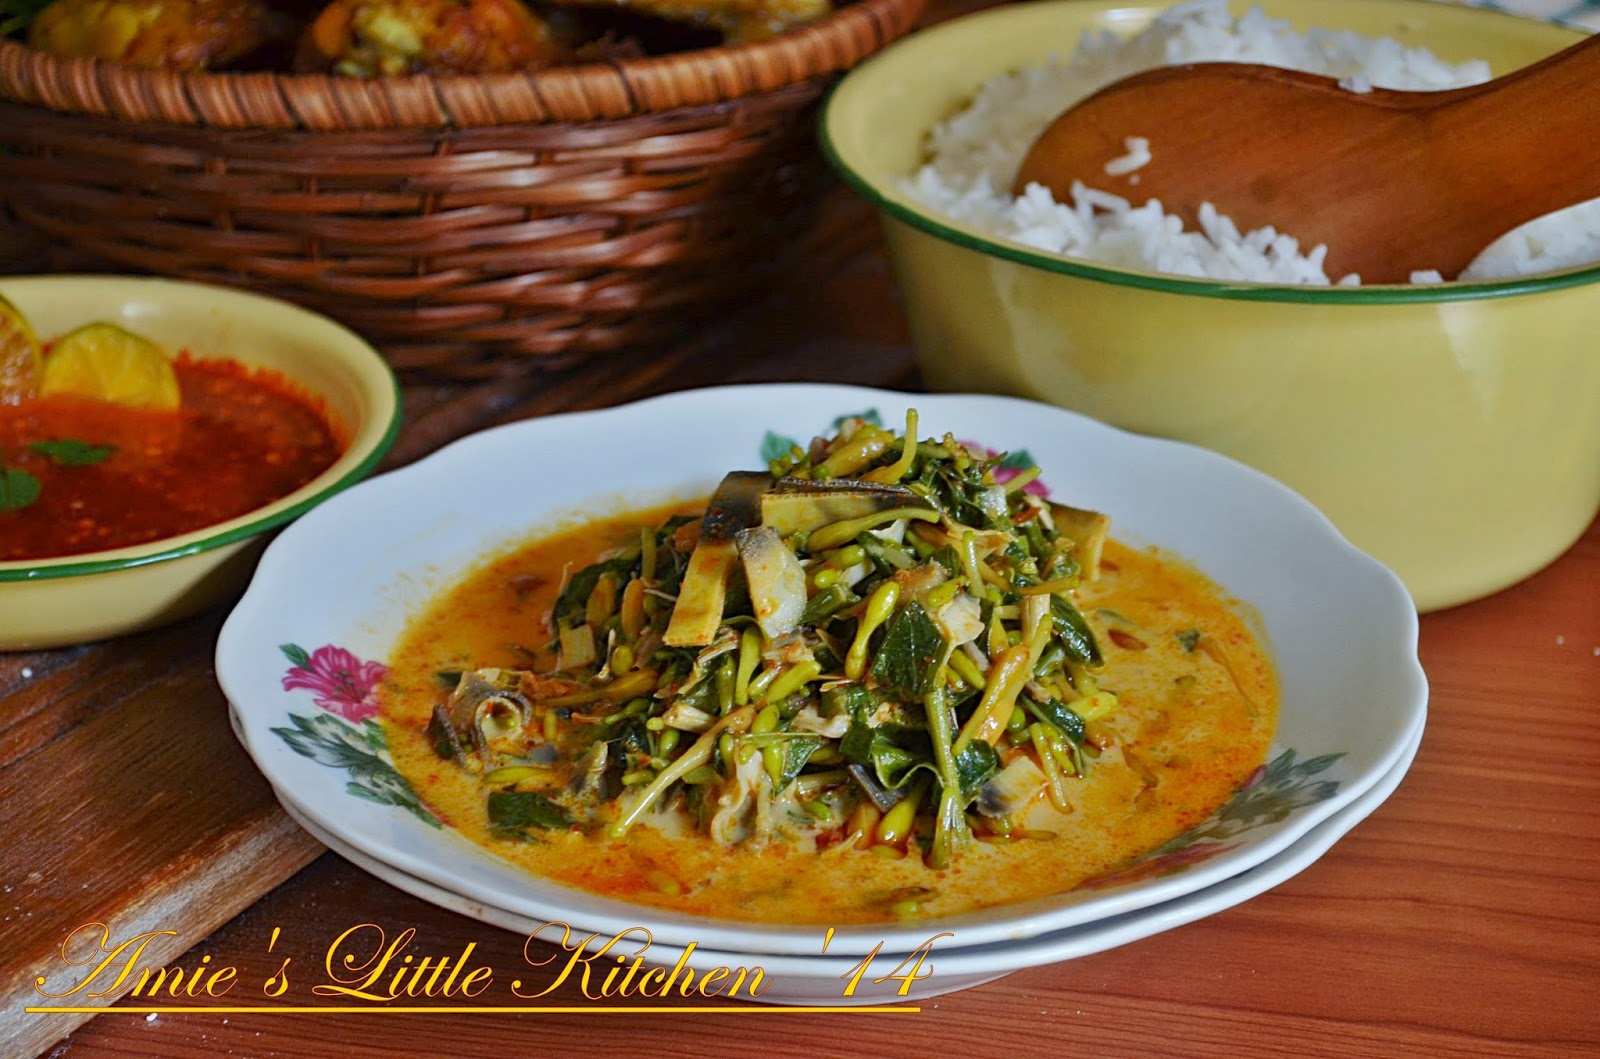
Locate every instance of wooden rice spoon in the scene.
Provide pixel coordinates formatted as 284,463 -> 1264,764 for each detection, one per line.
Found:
1012,34 -> 1600,283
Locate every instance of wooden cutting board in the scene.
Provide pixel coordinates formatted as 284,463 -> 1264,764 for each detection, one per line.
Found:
0,615 -> 325,1058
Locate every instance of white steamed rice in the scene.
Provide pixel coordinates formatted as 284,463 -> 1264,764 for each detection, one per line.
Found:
906,0 -> 1600,285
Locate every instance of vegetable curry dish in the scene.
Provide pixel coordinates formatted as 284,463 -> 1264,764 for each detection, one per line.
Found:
382,413 -> 1277,923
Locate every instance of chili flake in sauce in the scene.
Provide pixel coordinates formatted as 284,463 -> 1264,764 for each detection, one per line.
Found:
0,356 -> 344,561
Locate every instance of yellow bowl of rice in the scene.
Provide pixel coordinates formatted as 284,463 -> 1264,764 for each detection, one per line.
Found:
820,0 -> 1600,612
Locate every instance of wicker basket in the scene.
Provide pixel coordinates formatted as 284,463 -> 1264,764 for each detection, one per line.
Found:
0,0 -> 923,379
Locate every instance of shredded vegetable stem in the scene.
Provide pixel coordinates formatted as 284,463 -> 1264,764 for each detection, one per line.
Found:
864,409 -> 919,484
431,407 -> 1111,896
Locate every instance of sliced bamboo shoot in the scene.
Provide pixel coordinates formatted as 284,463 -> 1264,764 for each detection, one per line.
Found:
663,538 -> 739,647
1052,504 -> 1111,581
664,471 -> 770,647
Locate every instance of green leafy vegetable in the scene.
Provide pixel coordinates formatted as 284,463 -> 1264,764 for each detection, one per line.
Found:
0,466 -> 40,511
487,790 -> 573,835
824,683 -> 881,723
927,544 -> 962,578
551,554 -> 634,627
839,719 -> 875,766
29,438 -> 116,466
836,685 -> 892,766
1177,629 -> 1202,653
870,732 -> 933,790
799,582 -> 858,625
776,737 -> 822,792
1051,594 -> 1105,667
953,739 -> 1000,794
1025,695 -> 1087,745
869,601 -> 946,699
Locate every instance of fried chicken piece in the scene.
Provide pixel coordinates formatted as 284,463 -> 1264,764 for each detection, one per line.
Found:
544,0 -> 830,43
27,0 -> 270,70
295,0 -> 563,76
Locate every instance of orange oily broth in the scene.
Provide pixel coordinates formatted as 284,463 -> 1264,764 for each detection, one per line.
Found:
381,502 -> 1277,925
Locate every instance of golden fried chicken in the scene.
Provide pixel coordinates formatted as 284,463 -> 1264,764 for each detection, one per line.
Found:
544,0 -> 829,43
295,0 -> 563,76
27,0 -> 271,70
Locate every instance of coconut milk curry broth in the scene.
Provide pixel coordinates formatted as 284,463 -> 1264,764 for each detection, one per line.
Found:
382,445 -> 1276,925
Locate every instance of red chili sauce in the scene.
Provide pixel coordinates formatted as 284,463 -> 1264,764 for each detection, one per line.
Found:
0,357 -> 346,562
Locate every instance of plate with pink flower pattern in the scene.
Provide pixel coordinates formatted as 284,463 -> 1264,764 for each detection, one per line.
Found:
216,383 -> 1426,959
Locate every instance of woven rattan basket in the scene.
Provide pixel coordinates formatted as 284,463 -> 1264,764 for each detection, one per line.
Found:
0,0 -> 923,378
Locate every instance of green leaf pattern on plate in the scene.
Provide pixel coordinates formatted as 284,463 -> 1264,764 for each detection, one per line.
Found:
1151,748 -> 1345,856
1082,749 -> 1347,890
273,643 -> 440,828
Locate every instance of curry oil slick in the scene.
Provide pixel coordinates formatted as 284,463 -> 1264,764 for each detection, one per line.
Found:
28,920 -> 950,1009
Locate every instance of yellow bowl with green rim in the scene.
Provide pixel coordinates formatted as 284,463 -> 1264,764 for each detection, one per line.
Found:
0,276 -> 401,650
820,0 -> 1600,612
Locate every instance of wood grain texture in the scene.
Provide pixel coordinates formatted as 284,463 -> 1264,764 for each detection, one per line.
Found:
0,615 -> 326,1059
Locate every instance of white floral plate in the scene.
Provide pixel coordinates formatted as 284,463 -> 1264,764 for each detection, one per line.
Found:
217,384 -> 1427,958
249,712 -> 1422,1005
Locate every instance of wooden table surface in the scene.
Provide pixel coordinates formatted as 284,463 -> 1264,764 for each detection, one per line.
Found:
5,43 -> 1600,1059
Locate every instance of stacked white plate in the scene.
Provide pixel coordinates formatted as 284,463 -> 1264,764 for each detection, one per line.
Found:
218,385 -> 1428,1005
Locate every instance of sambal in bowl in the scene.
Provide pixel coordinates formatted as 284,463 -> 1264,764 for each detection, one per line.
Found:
0,275 -> 400,650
